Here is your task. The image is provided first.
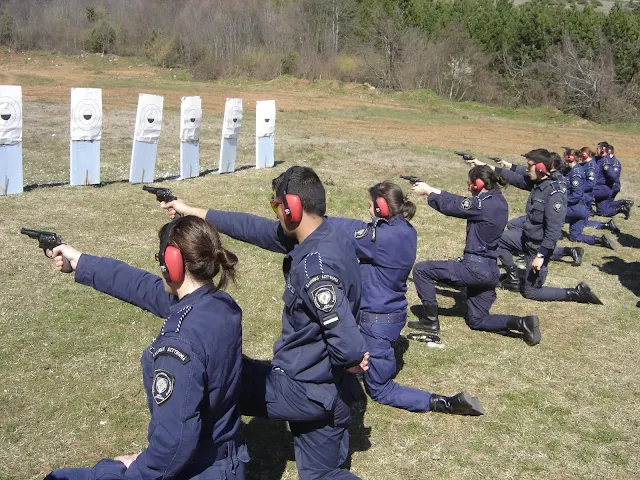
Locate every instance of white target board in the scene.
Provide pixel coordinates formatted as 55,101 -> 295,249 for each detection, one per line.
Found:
70,88 -> 102,185
130,94 -> 164,183
0,85 -> 23,195
256,100 -> 276,169
218,98 -> 242,174
180,96 -> 201,179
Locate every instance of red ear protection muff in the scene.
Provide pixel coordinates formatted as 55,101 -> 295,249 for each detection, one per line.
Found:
534,162 -> 548,175
159,218 -> 185,284
580,151 -> 589,160
278,170 -> 303,223
371,185 -> 390,218
472,178 -> 485,191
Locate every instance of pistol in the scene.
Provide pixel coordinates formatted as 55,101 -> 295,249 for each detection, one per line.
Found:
400,175 -> 421,185
488,156 -> 503,163
142,185 -> 177,203
21,228 -> 73,273
561,146 -> 572,152
455,151 -> 475,161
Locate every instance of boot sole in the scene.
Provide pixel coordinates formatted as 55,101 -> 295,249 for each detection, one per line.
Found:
459,391 -> 485,415
577,282 -> 603,305
407,321 -> 440,334
524,316 -> 541,346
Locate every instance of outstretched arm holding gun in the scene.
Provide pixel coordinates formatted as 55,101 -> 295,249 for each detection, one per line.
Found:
143,186 -> 182,217
20,228 -> 74,273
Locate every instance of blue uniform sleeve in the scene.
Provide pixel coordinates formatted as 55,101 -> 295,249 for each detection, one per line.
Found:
496,167 -> 534,191
126,340 -> 205,479
538,189 -> 566,257
512,164 -> 528,176
301,257 -> 367,369
427,191 -> 483,219
325,216 -> 375,262
75,254 -> 171,319
205,209 -> 296,254
603,158 -> 621,185
567,173 -> 585,206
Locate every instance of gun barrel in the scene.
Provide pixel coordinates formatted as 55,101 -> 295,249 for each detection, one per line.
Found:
142,185 -> 158,193
21,228 -> 55,238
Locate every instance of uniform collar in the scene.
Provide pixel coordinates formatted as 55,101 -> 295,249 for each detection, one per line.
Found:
287,219 -> 332,264
533,177 -> 553,191
170,282 -> 216,314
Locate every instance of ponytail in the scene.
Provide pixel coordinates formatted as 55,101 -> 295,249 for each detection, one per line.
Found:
469,165 -> 508,191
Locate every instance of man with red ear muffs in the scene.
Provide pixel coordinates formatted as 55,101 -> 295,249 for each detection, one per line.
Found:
161,166 -> 368,480
43,216 -> 248,479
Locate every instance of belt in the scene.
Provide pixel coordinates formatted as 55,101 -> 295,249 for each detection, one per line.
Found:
462,254 -> 497,265
360,311 -> 406,324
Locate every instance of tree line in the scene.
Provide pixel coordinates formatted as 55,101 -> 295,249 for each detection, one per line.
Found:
2,0 -> 640,121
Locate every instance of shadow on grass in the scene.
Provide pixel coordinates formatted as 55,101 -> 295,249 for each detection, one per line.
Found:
242,417 -> 292,480
593,255 -> 640,298
615,231 -> 640,249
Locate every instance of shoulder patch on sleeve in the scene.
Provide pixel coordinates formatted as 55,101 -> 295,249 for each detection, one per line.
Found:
311,284 -> 337,312
604,164 -> 609,170
460,197 -> 472,210
321,313 -> 340,330
152,369 -> 175,405
553,202 -> 563,212
304,274 -> 340,290
355,228 -> 368,239
571,179 -> 579,187
151,346 -> 191,365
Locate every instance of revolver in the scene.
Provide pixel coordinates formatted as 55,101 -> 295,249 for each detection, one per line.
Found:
142,185 -> 177,203
21,228 -> 73,273
455,151 -> 475,161
400,175 -> 421,185
488,156 -> 503,163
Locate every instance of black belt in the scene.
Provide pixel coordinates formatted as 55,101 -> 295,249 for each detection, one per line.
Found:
462,254 -> 497,265
360,311 -> 406,324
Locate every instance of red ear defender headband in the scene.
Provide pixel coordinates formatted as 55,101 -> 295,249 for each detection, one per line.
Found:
278,170 -> 303,223
581,151 -> 589,160
159,218 -> 185,284
471,178 -> 485,191
535,162 -> 548,175
371,185 -> 390,218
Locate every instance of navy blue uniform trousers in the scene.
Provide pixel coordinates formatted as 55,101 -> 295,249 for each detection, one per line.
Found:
498,229 -> 568,301
240,358 -> 358,480
412,257 -> 512,331
359,312 -> 432,412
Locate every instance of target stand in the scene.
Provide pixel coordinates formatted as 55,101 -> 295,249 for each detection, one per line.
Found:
256,100 -> 276,169
180,96 -> 201,179
218,98 -> 242,174
0,85 -> 23,195
129,94 -> 163,183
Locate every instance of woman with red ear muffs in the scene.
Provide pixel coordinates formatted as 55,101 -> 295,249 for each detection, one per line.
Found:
44,216 -> 248,480
410,166 -> 545,347
327,182 -> 483,416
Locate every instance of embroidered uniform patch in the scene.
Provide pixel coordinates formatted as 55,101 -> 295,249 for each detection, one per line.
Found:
151,346 -> 191,365
321,313 -> 340,329
604,165 -> 609,170
305,274 -> 340,290
588,173 -> 595,181
311,285 -> 337,312
153,369 -> 175,405
460,197 -> 472,210
553,202 -> 563,212
571,179 -> 579,187
355,228 -> 368,239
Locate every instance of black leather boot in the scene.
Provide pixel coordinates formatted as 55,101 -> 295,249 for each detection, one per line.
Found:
566,282 -> 603,304
594,234 -> 616,250
617,201 -> 633,220
407,304 -> 439,333
603,219 -> 620,234
506,315 -> 541,346
429,392 -> 484,416
499,266 -> 520,291
569,247 -> 584,266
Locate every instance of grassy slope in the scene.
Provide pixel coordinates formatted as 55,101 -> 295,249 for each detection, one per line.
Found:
0,51 -> 639,479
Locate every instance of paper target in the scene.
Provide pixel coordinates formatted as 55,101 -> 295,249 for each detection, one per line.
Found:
180,96 -> 202,142
0,86 -> 22,145
70,88 -> 102,141
222,98 -> 242,139
134,94 -> 163,143
256,100 -> 276,138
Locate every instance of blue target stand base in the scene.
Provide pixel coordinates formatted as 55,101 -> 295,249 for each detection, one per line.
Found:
180,141 -> 199,179
219,138 -> 237,174
0,143 -> 23,195
70,141 -> 100,185
129,140 -> 158,183
256,136 -> 275,169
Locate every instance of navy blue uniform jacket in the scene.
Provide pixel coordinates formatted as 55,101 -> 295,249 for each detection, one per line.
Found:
75,254 -> 243,479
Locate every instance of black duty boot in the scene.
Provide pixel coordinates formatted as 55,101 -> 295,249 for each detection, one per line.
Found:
603,219 -> 620,234
506,315 -> 541,346
499,266 -> 520,292
407,304 -> 439,333
617,200 -> 633,220
566,282 -> 603,305
594,234 -> 616,250
429,392 -> 484,416
569,247 -> 584,266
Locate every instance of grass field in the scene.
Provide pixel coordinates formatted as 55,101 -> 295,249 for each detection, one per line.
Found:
1,50 -> 639,479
